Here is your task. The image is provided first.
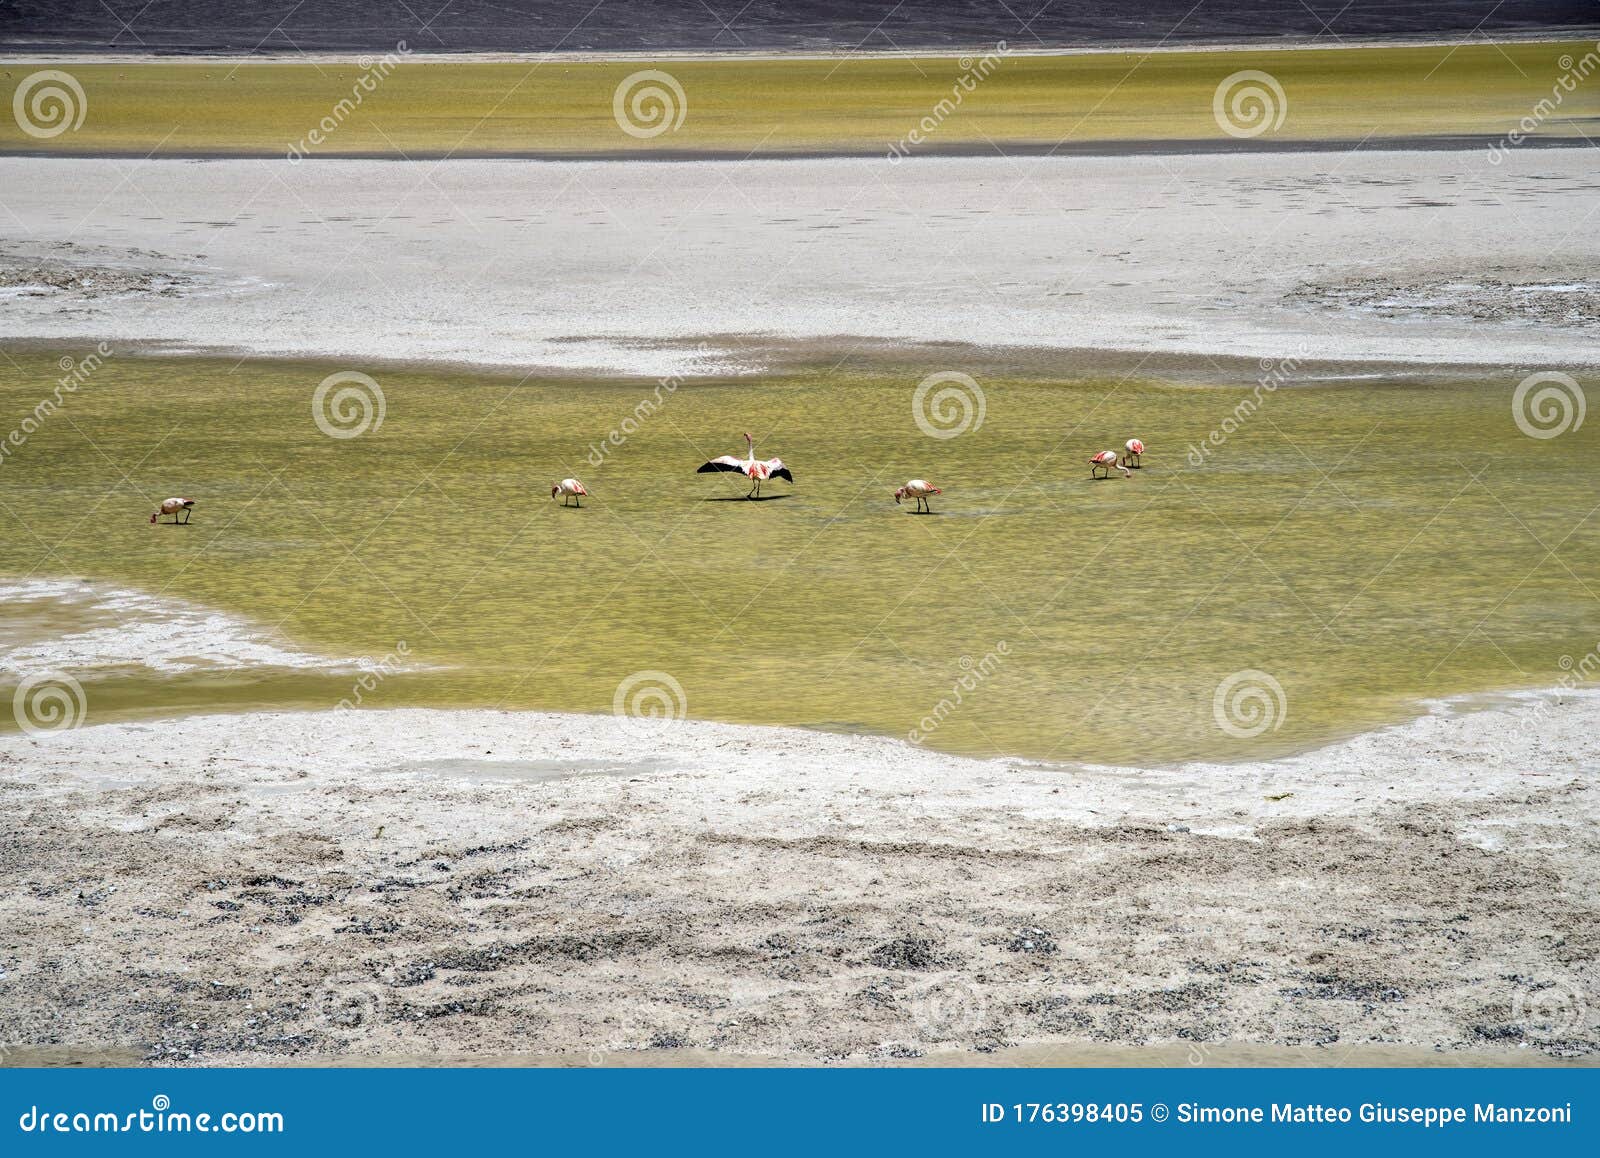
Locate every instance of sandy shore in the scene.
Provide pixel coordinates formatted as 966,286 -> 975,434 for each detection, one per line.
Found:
2,692 -> 1595,1066
2,149 -> 1596,376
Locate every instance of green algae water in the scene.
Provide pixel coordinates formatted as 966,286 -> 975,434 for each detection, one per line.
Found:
1,350 -> 1596,764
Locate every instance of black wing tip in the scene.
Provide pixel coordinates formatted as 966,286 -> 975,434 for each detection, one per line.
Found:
697,461 -> 731,474
772,468 -> 793,483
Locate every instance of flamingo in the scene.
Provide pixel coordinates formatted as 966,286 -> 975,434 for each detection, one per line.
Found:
696,432 -> 793,498
1122,438 -> 1145,468
552,478 -> 588,507
150,497 -> 195,524
894,479 -> 942,513
1089,451 -> 1130,479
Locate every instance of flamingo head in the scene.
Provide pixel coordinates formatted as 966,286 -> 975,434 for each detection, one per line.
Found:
149,511 -> 158,524
551,484 -> 560,499
894,486 -> 905,503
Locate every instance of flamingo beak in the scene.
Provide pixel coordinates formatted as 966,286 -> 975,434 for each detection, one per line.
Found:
149,513 -> 157,524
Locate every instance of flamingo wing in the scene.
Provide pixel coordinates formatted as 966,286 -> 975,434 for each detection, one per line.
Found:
697,455 -> 749,474
762,458 -> 793,483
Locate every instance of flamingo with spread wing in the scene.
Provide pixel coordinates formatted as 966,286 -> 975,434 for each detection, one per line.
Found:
697,432 -> 793,498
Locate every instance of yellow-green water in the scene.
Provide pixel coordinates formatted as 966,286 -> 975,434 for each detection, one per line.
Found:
2,351 -> 1596,763
1,42 -> 1591,158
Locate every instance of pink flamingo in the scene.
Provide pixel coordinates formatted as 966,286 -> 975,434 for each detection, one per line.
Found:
894,479 -> 942,513
552,478 -> 588,507
1122,438 -> 1145,468
1089,451 -> 1130,479
150,497 -> 195,524
697,432 -> 793,498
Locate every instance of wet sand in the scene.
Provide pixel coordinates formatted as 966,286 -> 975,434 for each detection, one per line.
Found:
2,149 -> 1596,377
2,693 -> 1595,1066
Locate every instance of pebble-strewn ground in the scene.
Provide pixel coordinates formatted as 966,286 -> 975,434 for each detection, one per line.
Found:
1,696 -> 1595,1066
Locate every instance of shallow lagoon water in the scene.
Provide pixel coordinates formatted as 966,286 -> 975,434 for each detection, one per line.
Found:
1,351 -> 1595,764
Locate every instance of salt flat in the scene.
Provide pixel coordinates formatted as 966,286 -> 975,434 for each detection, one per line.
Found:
2,149 -> 1595,376
2,693 -> 1595,1064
